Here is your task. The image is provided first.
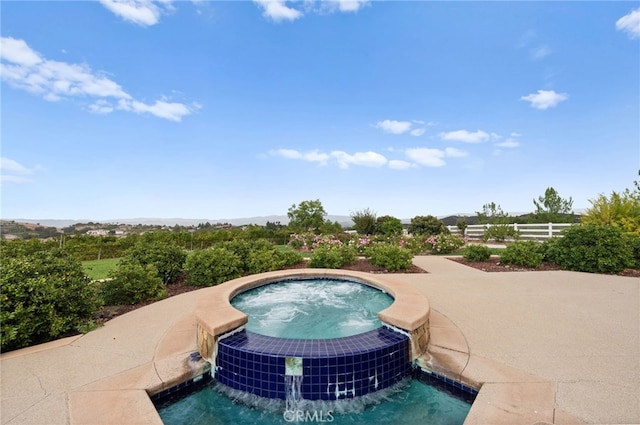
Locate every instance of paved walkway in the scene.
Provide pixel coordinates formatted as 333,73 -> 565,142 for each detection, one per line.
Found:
1,257 -> 638,424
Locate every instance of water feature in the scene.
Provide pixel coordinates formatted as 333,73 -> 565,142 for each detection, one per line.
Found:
172,274 -> 473,423
217,277 -> 411,401
157,376 -> 472,425
230,278 -> 394,339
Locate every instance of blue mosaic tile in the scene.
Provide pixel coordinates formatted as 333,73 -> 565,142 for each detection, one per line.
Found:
215,327 -> 411,400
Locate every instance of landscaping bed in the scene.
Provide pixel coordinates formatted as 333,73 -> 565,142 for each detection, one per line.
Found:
94,259 -> 427,324
449,256 -> 640,277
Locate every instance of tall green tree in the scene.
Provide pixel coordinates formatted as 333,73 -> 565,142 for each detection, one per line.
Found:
287,199 -> 327,232
376,215 -> 403,236
408,215 -> 448,236
351,208 -> 377,235
532,187 -> 574,223
476,202 -> 510,224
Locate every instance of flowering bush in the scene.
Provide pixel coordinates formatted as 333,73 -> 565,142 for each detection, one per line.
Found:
288,233 -> 316,251
425,234 -> 465,254
365,244 -> 413,271
348,236 -> 374,255
397,236 -> 425,254
308,242 -> 357,268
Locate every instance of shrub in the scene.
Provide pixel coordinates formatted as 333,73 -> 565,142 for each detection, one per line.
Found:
185,247 -> 243,286
482,224 -> 519,242
277,249 -> 304,268
365,244 -> 413,271
124,241 -> 186,284
398,236 -> 425,254
499,241 -> 543,268
463,245 -> 491,262
1,249 -> 100,352
101,259 -> 165,305
308,244 -> 357,269
221,239 -> 282,273
544,224 -> 632,273
247,249 -> 284,274
623,233 -> 640,269
426,234 -> 466,254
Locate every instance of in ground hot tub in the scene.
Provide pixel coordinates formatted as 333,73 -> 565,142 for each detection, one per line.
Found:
195,270 -> 430,406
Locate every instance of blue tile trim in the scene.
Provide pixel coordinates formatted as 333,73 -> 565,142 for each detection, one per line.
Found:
414,369 -> 478,403
215,328 -> 412,401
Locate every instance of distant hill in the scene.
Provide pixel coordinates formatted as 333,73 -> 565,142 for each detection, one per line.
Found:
6,215 -> 357,229
0,220 -> 60,239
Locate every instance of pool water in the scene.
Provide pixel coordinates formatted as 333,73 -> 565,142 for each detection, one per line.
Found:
157,378 -> 471,425
231,278 -> 394,339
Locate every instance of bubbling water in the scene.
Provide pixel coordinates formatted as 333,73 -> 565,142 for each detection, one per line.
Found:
230,278 -> 394,339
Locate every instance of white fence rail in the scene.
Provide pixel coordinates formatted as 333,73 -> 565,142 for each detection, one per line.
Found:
446,223 -> 576,241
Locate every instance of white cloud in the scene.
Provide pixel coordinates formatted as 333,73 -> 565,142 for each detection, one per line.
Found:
439,129 -> 490,143
331,151 -> 387,169
117,98 -> 198,122
374,119 -> 412,135
0,157 -> 37,184
0,37 -> 42,66
271,148 -> 391,169
405,148 -> 446,167
496,139 -> 520,148
388,160 -> 416,170
270,149 -> 330,165
520,89 -> 568,110
99,0 -> 174,27
444,147 -> 468,157
326,0 -> 369,12
0,37 -> 197,122
253,0 -> 303,22
88,100 -> 114,114
409,128 -> 425,137
616,8 -> 640,39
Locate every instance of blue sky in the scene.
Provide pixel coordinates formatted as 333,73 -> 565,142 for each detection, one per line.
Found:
1,1 -> 639,221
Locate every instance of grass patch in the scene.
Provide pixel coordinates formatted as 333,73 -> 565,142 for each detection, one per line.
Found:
83,258 -> 120,280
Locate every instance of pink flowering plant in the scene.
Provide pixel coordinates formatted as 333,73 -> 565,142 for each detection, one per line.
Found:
308,238 -> 357,268
424,234 -> 465,254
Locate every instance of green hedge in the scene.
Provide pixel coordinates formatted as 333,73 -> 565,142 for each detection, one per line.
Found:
1,250 -> 99,352
544,224 -> 634,273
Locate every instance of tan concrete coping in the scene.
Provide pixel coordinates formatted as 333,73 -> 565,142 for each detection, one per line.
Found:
419,310 -> 586,425
195,268 -> 430,333
194,269 -> 431,360
69,314 -> 210,425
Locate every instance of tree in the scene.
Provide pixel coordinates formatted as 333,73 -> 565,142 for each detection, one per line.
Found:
476,202 -> 509,224
582,178 -> 640,235
532,187 -> 574,223
476,202 -> 518,242
408,215 -> 448,236
376,215 -> 403,236
351,208 -> 377,235
287,199 -> 327,232
456,218 -> 468,236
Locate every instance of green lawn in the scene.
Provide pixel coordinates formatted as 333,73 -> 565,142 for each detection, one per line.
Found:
82,258 -> 120,280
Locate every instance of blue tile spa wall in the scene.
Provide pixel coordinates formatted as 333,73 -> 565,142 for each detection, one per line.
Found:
215,327 -> 412,401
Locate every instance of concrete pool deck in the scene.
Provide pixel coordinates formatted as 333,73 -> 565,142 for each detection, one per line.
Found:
1,256 -> 638,424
